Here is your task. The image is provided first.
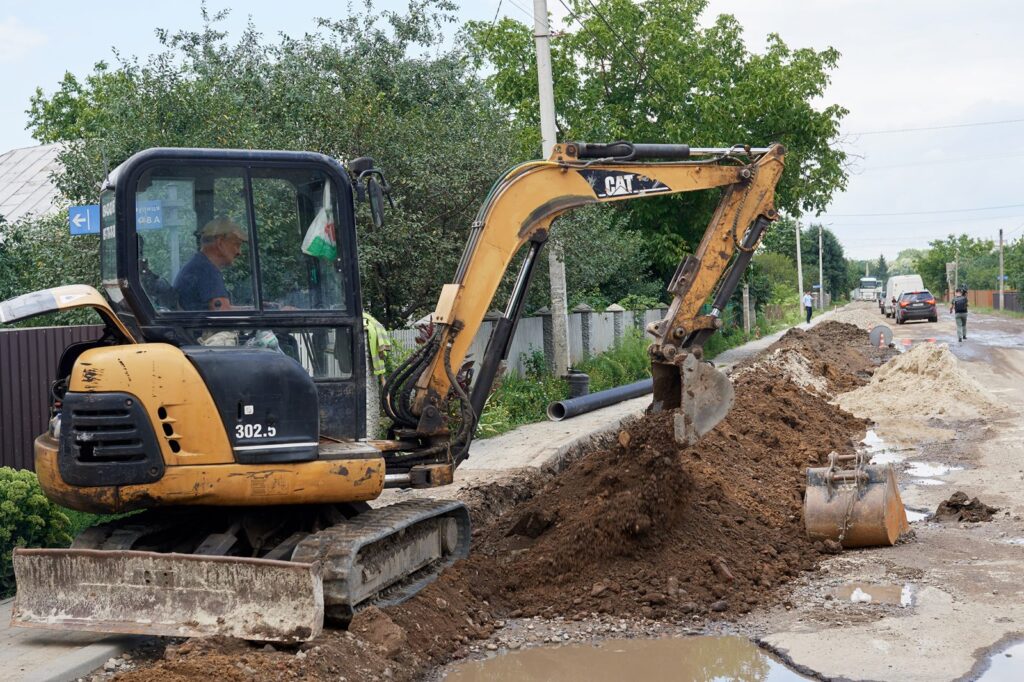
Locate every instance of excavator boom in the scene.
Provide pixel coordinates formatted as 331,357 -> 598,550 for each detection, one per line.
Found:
384,142 -> 785,463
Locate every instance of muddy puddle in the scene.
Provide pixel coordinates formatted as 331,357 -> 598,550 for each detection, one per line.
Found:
977,640 -> 1024,680
906,461 -> 963,477
905,507 -> 930,522
863,429 -> 907,465
833,582 -> 913,606
442,636 -> 813,681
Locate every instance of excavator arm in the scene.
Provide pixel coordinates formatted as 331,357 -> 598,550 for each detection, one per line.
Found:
383,142 -> 785,480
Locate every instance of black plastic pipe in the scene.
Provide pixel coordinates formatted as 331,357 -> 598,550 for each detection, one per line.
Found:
546,378 -> 653,421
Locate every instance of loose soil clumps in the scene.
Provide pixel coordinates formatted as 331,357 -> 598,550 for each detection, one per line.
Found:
934,491 -> 999,522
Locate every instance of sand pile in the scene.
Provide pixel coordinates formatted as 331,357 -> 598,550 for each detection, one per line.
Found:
838,342 -> 1000,420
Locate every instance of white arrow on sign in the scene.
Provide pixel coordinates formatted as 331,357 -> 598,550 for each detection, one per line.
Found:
72,213 -> 87,228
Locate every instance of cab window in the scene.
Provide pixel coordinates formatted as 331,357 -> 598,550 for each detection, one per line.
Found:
135,165 -> 255,312
133,164 -> 348,314
251,168 -> 349,312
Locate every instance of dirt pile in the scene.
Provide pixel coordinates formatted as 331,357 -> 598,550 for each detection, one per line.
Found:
468,369 -> 866,621
934,491 -> 999,522
838,342 -> 1000,421
734,322 -> 895,396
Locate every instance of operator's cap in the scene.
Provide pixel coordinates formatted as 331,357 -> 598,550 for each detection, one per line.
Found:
201,217 -> 248,242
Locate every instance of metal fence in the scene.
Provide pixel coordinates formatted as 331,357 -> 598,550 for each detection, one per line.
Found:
0,325 -> 104,470
963,289 -> 1021,312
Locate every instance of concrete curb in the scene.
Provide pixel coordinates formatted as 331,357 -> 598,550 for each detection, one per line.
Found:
2,599 -> 148,682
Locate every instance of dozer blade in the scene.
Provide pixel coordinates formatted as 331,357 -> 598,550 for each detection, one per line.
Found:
804,463 -> 910,548
673,353 -> 735,446
11,549 -> 324,642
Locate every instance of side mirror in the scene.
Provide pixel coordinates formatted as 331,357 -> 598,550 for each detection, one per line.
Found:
346,157 -> 393,230
367,176 -> 385,229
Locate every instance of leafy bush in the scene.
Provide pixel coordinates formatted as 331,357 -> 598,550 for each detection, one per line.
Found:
475,349 -> 565,438
575,330 -> 651,392
0,468 -> 73,598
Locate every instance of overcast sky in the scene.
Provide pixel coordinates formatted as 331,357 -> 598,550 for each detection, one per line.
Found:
3,0 -> 1022,260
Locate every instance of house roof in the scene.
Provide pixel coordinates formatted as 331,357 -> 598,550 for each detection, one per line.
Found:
0,143 -> 64,223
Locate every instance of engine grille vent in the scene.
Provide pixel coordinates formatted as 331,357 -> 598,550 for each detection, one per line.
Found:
67,407 -> 146,462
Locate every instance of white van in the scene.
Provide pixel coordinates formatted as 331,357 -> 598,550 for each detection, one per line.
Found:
884,275 -> 924,317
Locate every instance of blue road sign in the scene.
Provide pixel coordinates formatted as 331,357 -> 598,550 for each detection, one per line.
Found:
136,200 -> 164,230
69,205 -> 100,235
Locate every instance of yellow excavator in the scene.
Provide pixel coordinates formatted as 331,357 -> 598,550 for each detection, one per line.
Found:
3,140 -> 816,641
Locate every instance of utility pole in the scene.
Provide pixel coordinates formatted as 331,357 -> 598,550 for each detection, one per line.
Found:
818,223 -> 825,309
795,220 -> 804,306
533,0 -> 570,376
999,228 -> 1005,310
742,283 -> 751,334
954,246 -> 959,292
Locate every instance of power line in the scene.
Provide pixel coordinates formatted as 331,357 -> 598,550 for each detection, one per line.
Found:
828,202 -> 1024,218
854,151 -> 1024,173
505,0 -> 535,23
556,0 -> 673,100
482,0 -> 505,45
825,213 -> 1024,228
848,116 -> 1024,136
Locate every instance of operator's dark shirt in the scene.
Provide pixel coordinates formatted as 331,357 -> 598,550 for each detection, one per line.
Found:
173,251 -> 228,310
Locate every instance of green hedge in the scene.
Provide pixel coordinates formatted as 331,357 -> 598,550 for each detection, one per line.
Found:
0,468 -> 73,598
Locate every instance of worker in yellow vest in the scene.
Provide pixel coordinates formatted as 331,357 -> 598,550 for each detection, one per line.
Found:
362,311 -> 392,437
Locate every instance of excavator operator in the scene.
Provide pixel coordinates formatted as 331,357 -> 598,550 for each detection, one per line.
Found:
173,217 -> 247,311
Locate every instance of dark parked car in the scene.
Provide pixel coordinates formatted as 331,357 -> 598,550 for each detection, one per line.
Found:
896,290 -> 938,324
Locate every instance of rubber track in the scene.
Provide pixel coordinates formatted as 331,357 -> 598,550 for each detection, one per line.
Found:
291,498 -> 471,621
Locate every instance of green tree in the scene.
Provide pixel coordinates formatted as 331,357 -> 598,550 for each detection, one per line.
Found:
801,224 -> 846,301
465,0 -> 848,279
875,254 -> 889,282
760,216 -> 799,263
892,248 -> 926,276
751,251 -> 797,299
915,235 -> 995,295
845,259 -> 868,294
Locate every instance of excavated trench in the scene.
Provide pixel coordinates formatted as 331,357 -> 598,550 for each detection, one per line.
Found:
116,322 -> 897,682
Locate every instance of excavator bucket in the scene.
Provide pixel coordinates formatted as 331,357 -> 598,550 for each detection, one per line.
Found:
11,549 -> 325,642
804,458 -> 910,548
672,353 -> 735,446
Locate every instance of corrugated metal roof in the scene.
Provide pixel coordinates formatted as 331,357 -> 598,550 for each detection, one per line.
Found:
0,143 -> 64,223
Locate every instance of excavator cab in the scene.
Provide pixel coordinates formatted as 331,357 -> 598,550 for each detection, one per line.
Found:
104,149 -> 367,442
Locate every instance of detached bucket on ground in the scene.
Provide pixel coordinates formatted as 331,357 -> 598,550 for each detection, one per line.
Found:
804,456 -> 909,548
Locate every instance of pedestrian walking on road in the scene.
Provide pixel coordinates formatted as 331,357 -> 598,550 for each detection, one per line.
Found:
950,287 -> 969,342
802,291 -> 814,325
